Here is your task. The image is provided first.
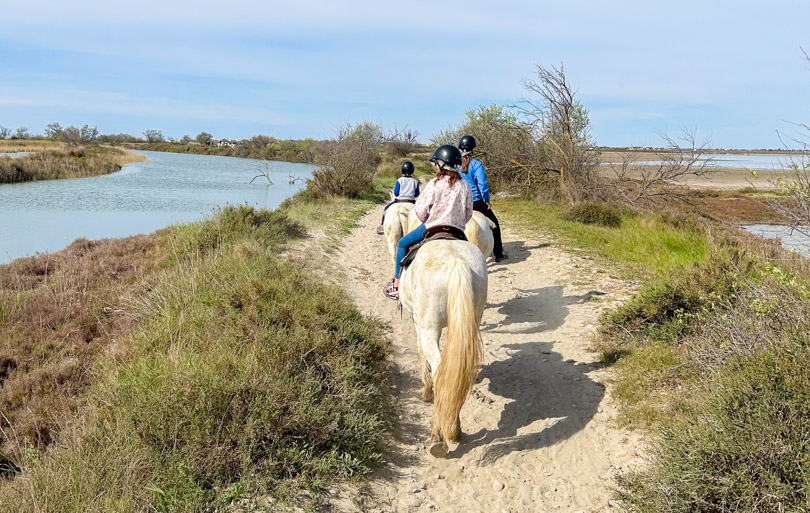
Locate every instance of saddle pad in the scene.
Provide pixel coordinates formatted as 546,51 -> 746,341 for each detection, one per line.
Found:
399,228 -> 466,271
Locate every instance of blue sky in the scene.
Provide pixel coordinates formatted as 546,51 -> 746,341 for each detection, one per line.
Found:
1,1 -> 808,148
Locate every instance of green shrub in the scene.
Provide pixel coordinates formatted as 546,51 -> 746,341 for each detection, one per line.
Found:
307,122 -> 384,198
167,204 -> 305,264
604,281 -> 697,344
1,206 -> 390,511
563,202 -> 624,227
617,346 -> 810,513
601,247 -> 747,346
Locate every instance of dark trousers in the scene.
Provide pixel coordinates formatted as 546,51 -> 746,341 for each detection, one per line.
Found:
473,200 -> 504,257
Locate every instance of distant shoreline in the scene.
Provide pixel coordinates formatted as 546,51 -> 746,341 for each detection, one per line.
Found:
0,141 -> 145,184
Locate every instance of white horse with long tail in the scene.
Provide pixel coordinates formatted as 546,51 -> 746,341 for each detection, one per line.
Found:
399,239 -> 488,457
383,201 -> 415,263
406,209 -> 495,259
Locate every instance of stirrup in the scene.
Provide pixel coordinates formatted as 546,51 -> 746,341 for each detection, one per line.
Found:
384,280 -> 399,300
376,225 -> 384,235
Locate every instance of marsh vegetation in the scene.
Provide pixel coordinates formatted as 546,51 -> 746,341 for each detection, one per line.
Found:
0,143 -> 144,184
0,202 -> 390,511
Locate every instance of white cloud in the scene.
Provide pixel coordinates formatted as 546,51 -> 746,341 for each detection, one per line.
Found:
0,86 -> 296,125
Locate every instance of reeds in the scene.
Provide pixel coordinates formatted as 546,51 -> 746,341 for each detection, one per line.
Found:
0,145 -> 140,183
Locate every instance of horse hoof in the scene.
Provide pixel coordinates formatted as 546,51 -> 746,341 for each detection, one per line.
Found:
429,441 -> 449,458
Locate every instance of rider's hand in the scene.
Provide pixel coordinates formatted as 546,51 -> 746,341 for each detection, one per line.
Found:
486,202 -> 492,210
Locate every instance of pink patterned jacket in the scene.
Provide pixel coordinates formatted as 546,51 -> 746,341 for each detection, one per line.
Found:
414,176 -> 473,231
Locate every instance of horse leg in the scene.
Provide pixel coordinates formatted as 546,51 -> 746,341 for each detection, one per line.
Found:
422,362 -> 434,402
416,343 -> 433,403
416,325 -> 447,455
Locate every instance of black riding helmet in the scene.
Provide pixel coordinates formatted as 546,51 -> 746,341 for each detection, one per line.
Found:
458,134 -> 477,153
401,160 -> 414,176
430,145 -> 463,170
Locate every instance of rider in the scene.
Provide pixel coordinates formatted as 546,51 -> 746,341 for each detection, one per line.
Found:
377,160 -> 420,235
458,134 -> 507,262
384,145 -> 472,300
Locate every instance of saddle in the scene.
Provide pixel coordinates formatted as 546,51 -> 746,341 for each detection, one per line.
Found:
399,225 -> 467,271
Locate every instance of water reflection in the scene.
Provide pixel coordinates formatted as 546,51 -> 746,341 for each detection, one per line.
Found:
605,152 -> 799,170
0,151 -> 315,261
742,224 -> 810,257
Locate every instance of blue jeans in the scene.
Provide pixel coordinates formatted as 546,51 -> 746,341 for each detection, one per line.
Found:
395,224 -> 426,278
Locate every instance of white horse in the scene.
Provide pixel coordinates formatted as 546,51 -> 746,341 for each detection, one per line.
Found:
399,240 -> 488,457
406,209 -> 495,259
383,202 -> 415,263
465,211 -> 496,259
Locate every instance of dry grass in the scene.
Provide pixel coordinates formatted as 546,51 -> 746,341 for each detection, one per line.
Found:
0,203 -> 391,511
0,140 -> 64,153
109,146 -> 147,165
0,235 -> 163,463
0,145 -> 142,183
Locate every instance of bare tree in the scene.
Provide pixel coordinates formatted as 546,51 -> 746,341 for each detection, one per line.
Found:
12,127 -> 30,140
388,126 -> 420,156
309,122 -> 384,197
143,129 -> 165,143
608,129 -> 715,204
430,64 -> 600,200
250,160 -> 275,185
764,130 -> 810,235
0,126 -> 10,140
432,104 -> 554,193
79,125 -> 98,143
514,63 -> 599,201
44,122 -> 63,140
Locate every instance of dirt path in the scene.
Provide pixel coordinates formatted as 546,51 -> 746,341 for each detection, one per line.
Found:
332,207 -> 643,513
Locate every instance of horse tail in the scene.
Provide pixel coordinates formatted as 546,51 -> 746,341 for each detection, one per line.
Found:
466,217 -> 480,249
433,259 -> 483,442
398,208 -> 411,235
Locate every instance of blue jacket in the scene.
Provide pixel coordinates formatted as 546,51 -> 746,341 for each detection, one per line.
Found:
461,158 -> 490,203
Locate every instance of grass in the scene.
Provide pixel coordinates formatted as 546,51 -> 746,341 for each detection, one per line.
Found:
562,202 -> 625,227
134,138 -> 319,164
499,199 -> 708,279
0,203 -> 391,511
0,235 -> 163,456
0,140 -> 64,152
0,145 -> 145,183
499,195 -> 810,511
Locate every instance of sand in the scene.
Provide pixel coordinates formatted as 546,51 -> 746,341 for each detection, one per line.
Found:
324,207 -> 644,513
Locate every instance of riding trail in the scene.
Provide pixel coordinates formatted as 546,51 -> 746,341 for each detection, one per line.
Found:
328,206 -> 643,513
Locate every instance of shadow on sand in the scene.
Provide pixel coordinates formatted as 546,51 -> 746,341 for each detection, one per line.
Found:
488,240 -> 549,269
450,340 -> 603,465
482,286 -> 604,335
449,286 -> 605,465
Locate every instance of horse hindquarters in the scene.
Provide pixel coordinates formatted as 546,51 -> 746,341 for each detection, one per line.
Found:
465,212 -> 494,258
432,259 -> 484,444
383,203 -> 412,263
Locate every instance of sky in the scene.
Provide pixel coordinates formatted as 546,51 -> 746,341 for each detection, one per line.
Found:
1,1 -> 808,149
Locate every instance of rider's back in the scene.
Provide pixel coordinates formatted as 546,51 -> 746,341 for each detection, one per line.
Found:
415,176 -> 472,231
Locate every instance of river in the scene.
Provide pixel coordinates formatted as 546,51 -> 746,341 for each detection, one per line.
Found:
0,151 -> 315,262
636,152 -> 800,170
742,224 -> 810,257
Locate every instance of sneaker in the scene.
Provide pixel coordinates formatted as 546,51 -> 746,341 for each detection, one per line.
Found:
495,253 -> 509,262
377,225 -> 384,235
384,279 -> 399,300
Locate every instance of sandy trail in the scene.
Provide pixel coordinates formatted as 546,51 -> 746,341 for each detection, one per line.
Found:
332,207 -> 643,513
